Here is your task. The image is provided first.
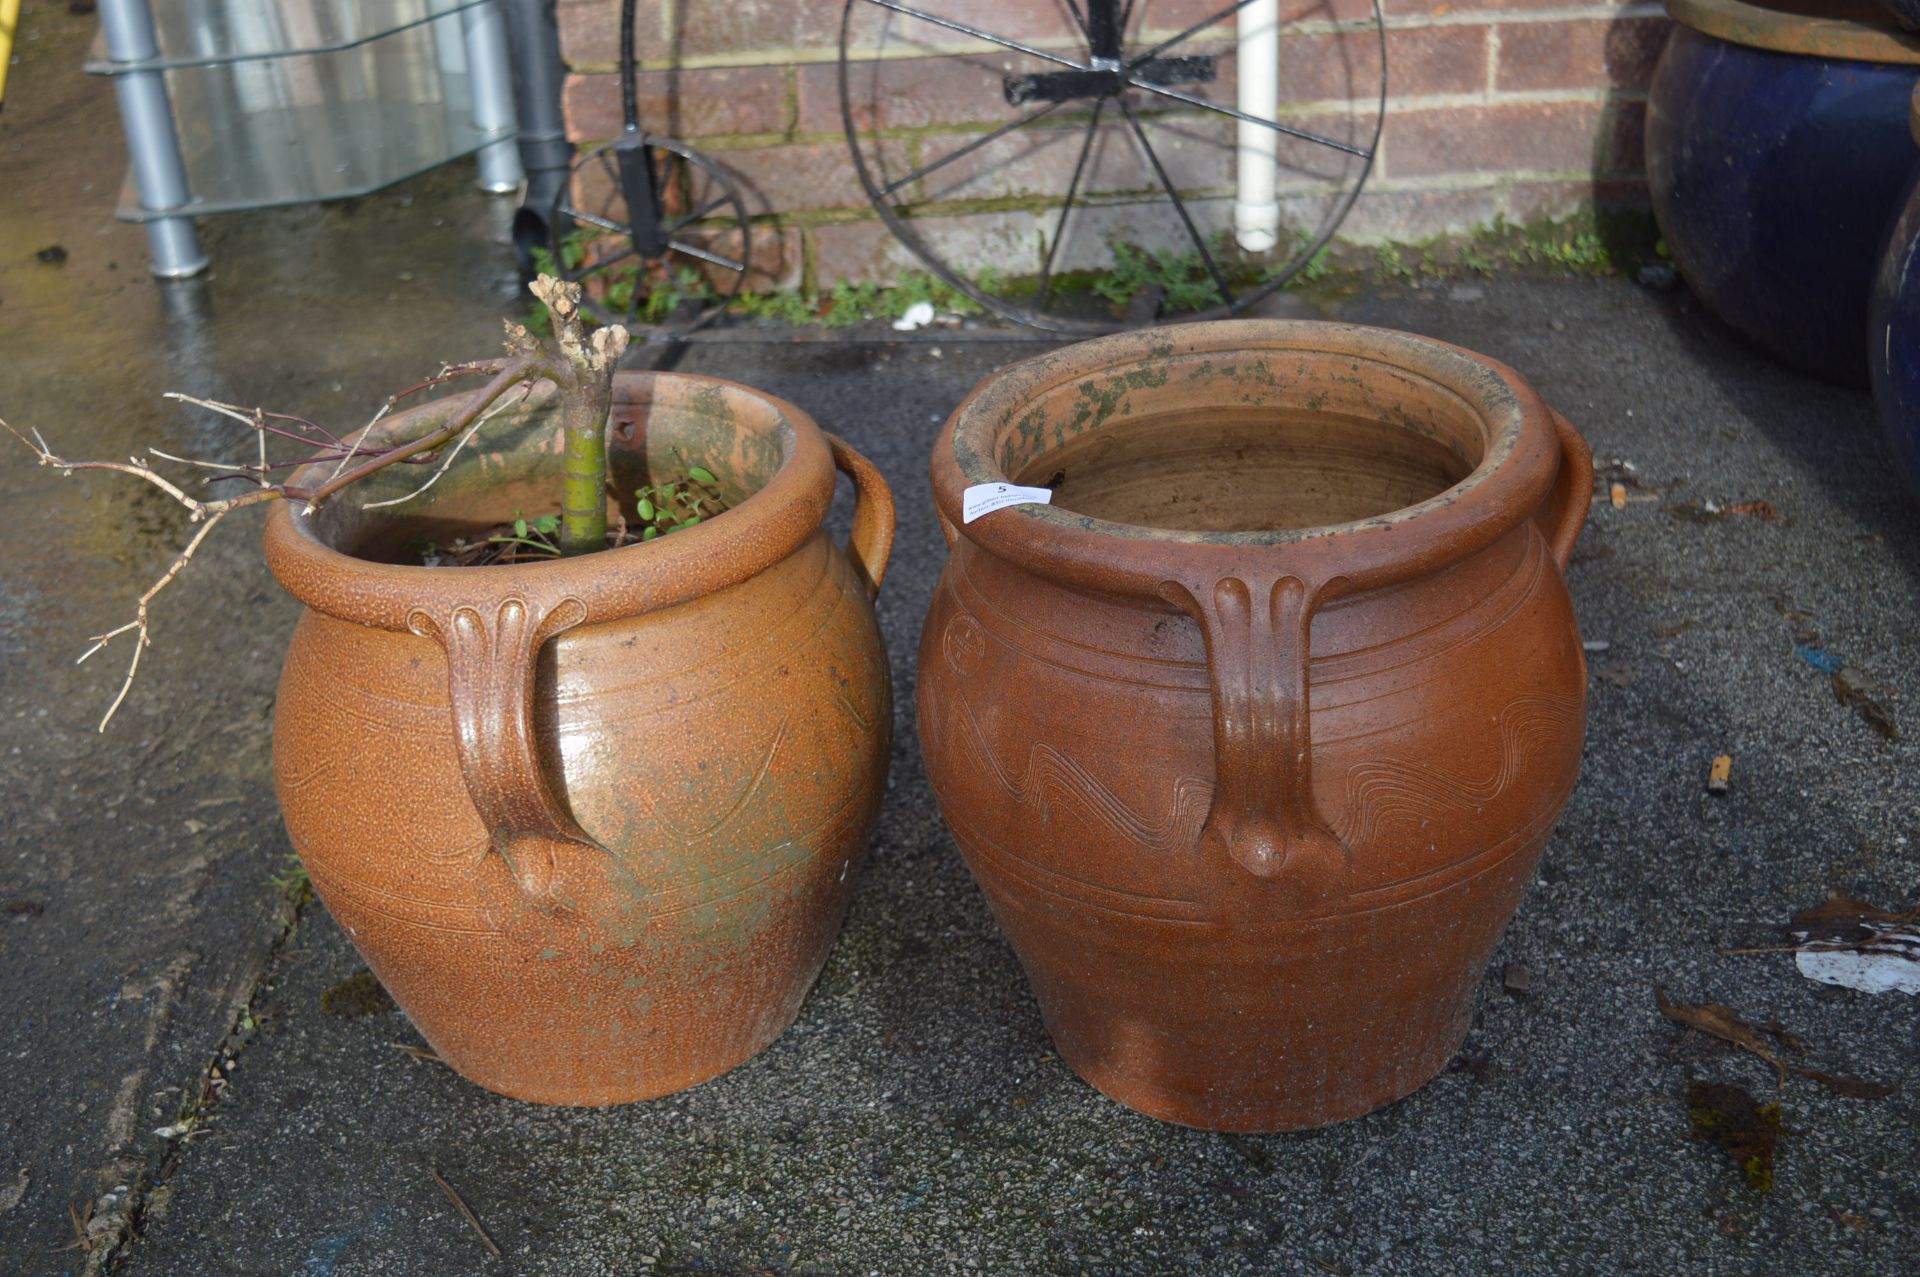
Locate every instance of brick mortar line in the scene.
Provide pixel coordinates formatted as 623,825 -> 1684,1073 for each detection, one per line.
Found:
1365,170 -> 1646,190
1381,86 -> 1651,108
567,4 -> 1669,74
723,168 -> 1644,231
570,87 -> 1648,151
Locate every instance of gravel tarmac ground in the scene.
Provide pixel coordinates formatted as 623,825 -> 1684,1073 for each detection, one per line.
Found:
2,5 -> 1916,1274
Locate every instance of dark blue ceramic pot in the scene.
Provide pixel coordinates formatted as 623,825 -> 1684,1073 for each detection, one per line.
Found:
1870,164 -> 1920,494
1647,24 -> 1920,382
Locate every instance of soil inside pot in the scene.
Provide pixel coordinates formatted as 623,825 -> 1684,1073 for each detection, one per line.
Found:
1015,408 -> 1479,532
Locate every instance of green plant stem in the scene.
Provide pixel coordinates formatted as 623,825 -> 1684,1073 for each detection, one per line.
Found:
558,374 -> 611,555
527,274 -> 629,557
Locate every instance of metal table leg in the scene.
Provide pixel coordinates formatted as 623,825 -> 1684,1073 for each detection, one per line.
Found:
98,0 -> 206,279
462,0 -> 524,194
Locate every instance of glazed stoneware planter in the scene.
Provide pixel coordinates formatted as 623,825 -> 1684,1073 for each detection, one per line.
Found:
918,321 -> 1593,1132
1870,83 -> 1920,496
1647,0 -> 1920,383
264,372 -> 895,1105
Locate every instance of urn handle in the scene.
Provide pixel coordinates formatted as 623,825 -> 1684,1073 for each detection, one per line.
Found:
1164,573 -> 1353,903
826,432 -> 896,599
1536,410 -> 1595,572
408,596 -> 598,908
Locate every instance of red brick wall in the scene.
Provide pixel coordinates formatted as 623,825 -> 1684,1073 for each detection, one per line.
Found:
557,1 -> 1667,287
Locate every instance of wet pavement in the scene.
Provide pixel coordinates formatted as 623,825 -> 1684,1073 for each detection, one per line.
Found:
3,4 -> 1918,1275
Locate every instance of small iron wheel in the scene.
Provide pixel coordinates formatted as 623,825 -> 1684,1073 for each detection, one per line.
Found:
549,136 -> 754,336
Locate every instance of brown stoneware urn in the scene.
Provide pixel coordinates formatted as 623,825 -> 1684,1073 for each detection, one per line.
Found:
264,372 -> 894,1105
917,321 -> 1593,1132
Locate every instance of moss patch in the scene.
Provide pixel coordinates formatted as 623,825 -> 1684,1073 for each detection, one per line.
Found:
1687,1079 -> 1784,1192
320,971 -> 396,1019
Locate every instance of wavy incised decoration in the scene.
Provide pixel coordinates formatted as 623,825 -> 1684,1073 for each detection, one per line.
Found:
940,688 -> 1212,857
1332,690 -> 1582,850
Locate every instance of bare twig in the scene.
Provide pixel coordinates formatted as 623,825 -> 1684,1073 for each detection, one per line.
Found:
303,357 -> 549,510
5,418 -> 286,519
147,448 -> 264,476
428,1166 -> 503,1259
57,1200 -> 90,1253
77,509 -> 229,732
320,359 -> 510,488
165,394 -> 356,453
6,276 -> 614,730
362,383 -> 535,510
1717,941 -> 1889,958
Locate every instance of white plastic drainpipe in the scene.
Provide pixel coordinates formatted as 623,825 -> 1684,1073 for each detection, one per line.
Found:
1235,0 -> 1280,252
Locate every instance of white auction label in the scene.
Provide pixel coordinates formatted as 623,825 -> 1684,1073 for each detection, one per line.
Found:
962,482 -> 1053,523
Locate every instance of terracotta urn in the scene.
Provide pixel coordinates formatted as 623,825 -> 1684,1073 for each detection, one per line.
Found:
265,372 -> 895,1105
917,321 -> 1593,1132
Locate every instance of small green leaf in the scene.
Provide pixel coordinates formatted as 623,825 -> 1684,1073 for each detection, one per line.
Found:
683,514 -> 701,527
533,514 -> 559,534
513,517 -> 528,538
643,525 -> 659,541
687,466 -> 716,485
637,496 -> 656,521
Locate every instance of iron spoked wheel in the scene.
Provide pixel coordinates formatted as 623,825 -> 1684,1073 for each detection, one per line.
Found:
548,137 -> 754,336
839,0 -> 1386,333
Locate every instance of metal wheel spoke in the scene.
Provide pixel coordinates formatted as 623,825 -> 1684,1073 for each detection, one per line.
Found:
559,206 -> 633,236
668,239 -> 747,274
880,100 -> 1067,198
666,192 -> 735,235
1118,95 -> 1232,307
1037,97 -> 1106,309
1063,0 -> 1091,41
1125,0 -> 1261,70
853,0 -> 1088,71
565,244 -> 638,282
1126,79 -> 1372,158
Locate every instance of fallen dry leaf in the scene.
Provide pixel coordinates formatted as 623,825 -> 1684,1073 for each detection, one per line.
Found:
1658,988 -> 1788,1085
1832,668 -> 1899,740
1721,500 -> 1783,523
1792,892 -> 1920,929
1795,1068 -> 1898,1100
1758,1018 -> 1809,1057
1828,1205 -> 1873,1232
1654,987 -> 1894,1098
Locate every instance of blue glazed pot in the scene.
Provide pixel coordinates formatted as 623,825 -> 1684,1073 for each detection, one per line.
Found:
1647,24 -> 1920,382
1870,164 -> 1920,495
